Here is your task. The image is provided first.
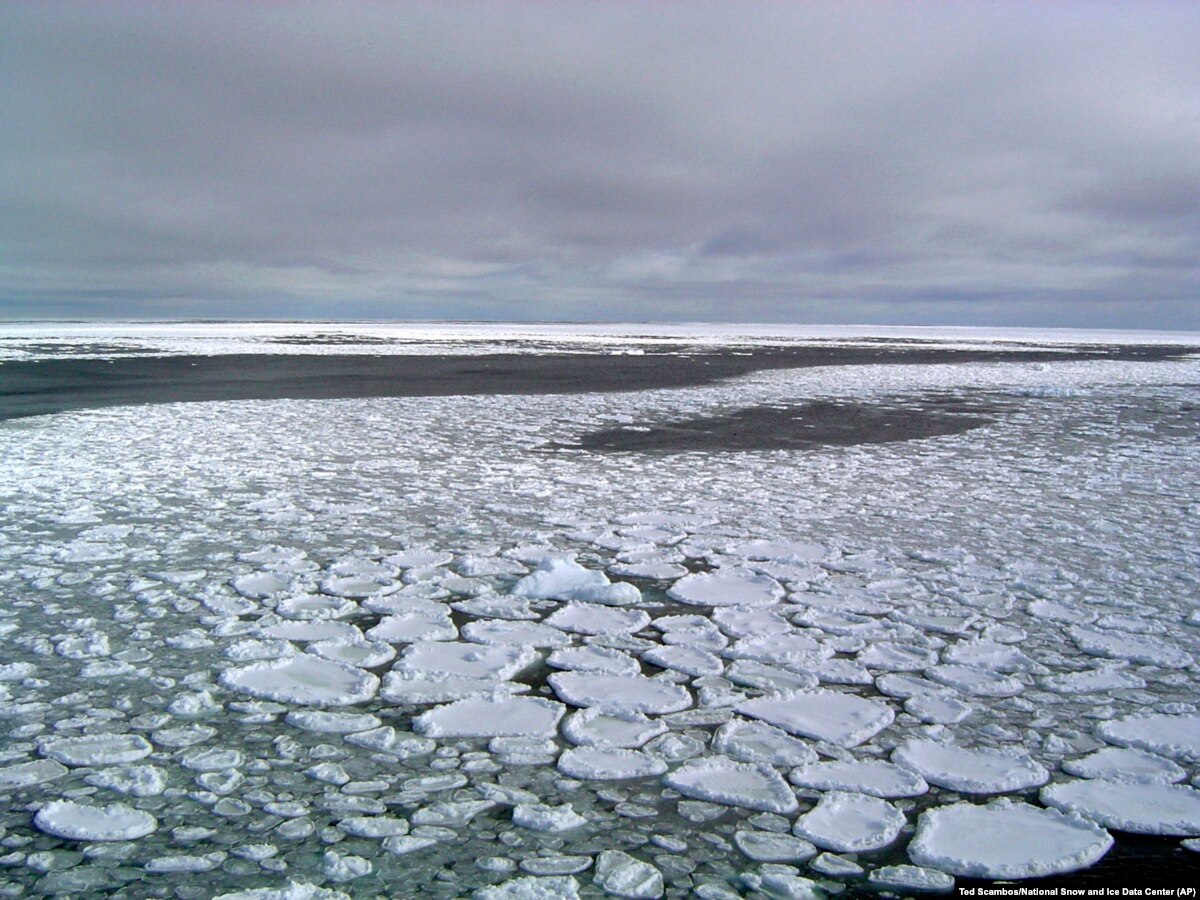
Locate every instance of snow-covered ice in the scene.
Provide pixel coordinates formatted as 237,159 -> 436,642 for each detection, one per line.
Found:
33,800 -> 158,841
736,689 -> 894,747
1041,780 -> 1200,835
892,739 -> 1049,794
663,757 -> 799,814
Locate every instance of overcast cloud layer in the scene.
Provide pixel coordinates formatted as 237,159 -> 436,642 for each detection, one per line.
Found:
2,2 -> 1198,327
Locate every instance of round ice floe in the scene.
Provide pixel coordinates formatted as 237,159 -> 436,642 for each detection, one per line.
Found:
0,759 -> 68,788
38,733 -> 153,767
547,644 -> 641,675
557,747 -> 667,780
734,831 -> 817,863
727,633 -> 831,669
789,760 -> 928,798
664,756 -> 799,814
905,693 -> 976,725
1028,599 -> 1096,625
1041,780 -> 1200,835
908,799 -> 1113,879
792,791 -> 905,852
461,619 -> 570,647
867,865 -> 954,893
220,656 -> 379,707
730,539 -> 826,563
549,672 -> 691,715
712,606 -> 791,638
396,641 -> 538,680
858,642 -> 938,672
943,640 -> 1042,672
259,620 -> 363,642
34,800 -> 158,841
366,613 -> 457,643
380,671 -> 524,704
275,593 -> 357,619
726,660 -> 818,694
891,739 -> 1049,794
319,575 -> 398,599
610,561 -> 689,580
561,708 -> 667,748
231,572 -> 291,599
641,644 -> 723,677
713,718 -> 817,767
476,875 -> 580,899
735,689 -> 894,747
1096,714 -> 1200,762
925,664 -> 1024,697
545,603 -> 650,635
414,696 -> 565,738
285,711 -> 381,734
306,639 -> 396,669
1063,748 -> 1186,784
386,550 -> 453,569
225,638 -> 297,662
1069,626 -> 1192,668
86,765 -> 167,797
512,557 -> 638,605
1040,666 -> 1145,693
668,570 -> 783,608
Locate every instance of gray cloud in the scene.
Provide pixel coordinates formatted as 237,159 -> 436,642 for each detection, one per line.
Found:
2,1 -> 1198,327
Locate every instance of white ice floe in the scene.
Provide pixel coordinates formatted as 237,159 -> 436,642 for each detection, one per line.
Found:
664,756 -> 799,814
512,558 -> 640,605
942,639 -> 1042,672
867,865 -> 955,893
1096,714 -> 1200,761
259,620 -> 363,643
792,791 -> 905,852
725,660 -> 819,694
0,759 -> 68,788
546,644 -> 641,675
232,572 -> 291,599
221,656 -> 379,706
1068,626 -> 1193,668
556,747 -> 667,780
366,612 -> 457,643
641,644 -> 724,677
857,642 -> 938,672
736,689 -> 894,747
730,539 -> 826,564
380,671 -> 526,704
544,603 -> 650,635
512,803 -> 588,832
594,850 -> 663,899
34,799 -> 158,841
905,693 -> 976,724
284,710 -> 380,734
925,664 -> 1024,697
712,718 -> 818,767
561,708 -> 667,748
891,739 -> 1049,794
395,641 -> 538,680
1041,666 -> 1145,693
908,799 -> 1113,878
668,570 -> 784,608
1041,780 -> 1200,835
789,760 -> 928,798
733,831 -> 817,863
85,765 -> 167,796
1062,748 -> 1186,783
461,619 -> 571,647
38,733 -> 153,766
549,672 -> 691,715
414,696 -> 565,738
475,875 -> 580,900
307,640 -> 396,669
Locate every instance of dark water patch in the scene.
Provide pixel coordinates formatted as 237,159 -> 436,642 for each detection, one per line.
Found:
560,393 -> 1003,453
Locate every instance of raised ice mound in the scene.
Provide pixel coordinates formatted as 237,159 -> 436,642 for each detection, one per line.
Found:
556,747 -> 667,780
1062,748 -> 1186,783
38,733 -> 153,766
792,791 -> 905,852
561,708 -> 667,748
221,656 -> 378,706
1096,714 -> 1200,762
549,672 -> 692,715
736,689 -> 894,747
789,760 -> 928,798
907,799 -> 1113,878
1041,780 -> 1200,835
34,799 -> 158,841
667,570 -> 784,608
712,718 -> 817,767
892,739 -> 1049,794
665,756 -> 799,814
730,539 -> 826,563
512,558 -> 640,605
414,696 -> 565,738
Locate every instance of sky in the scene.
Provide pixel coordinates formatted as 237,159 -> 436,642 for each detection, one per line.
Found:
1,2 -> 1198,328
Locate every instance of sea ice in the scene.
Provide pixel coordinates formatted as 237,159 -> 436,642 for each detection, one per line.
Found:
1096,714 -> 1200,761
512,803 -> 588,832
664,757 -> 799,814
736,689 -> 894,747
546,644 -> 641,675
38,733 -> 153,766
307,640 -> 396,668
866,865 -> 955,893
1069,626 -> 1192,668
560,708 -> 667,748
791,791 -> 905,852
642,644 -> 724,676
667,570 -> 784,608
462,620 -> 571,647
33,800 -> 158,841
414,696 -> 565,738
733,831 -> 817,863
474,875 -> 580,900
892,739 -> 1049,794
548,672 -> 692,715
1041,780 -> 1200,835
907,799 -> 1113,878
0,759 -> 68,788
366,613 -> 457,643
789,760 -> 928,798
593,850 -> 664,899
544,603 -> 650,635
712,718 -> 818,767
220,656 -> 379,706
512,558 -> 639,605
395,641 -> 538,680
557,747 -> 667,780
925,664 -> 1024,697
1062,748 -> 1186,783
